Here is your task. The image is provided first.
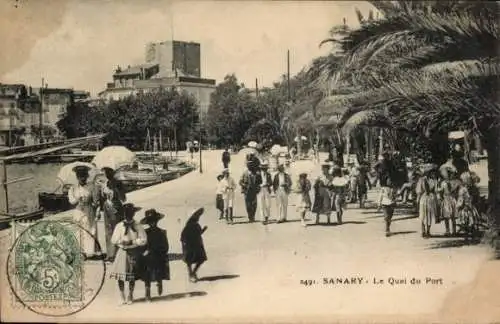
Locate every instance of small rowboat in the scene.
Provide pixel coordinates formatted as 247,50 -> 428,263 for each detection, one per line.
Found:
0,208 -> 45,230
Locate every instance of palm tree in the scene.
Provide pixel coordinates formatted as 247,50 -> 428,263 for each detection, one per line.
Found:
315,1 -> 500,245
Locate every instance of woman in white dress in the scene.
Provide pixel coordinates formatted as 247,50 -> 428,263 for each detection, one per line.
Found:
68,165 -> 99,259
220,169 -> 237,224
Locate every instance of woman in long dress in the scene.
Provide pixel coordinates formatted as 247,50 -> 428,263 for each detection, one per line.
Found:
68,165 -> 99,259
417,165 -> 440,238
99,167 -> 127,262
109,203 -> 146,305
181,208 -> 208,282
438,168 -> 458,236
296,173 -> 312,227
312,163 -> 334,224
331,167 -> 348,225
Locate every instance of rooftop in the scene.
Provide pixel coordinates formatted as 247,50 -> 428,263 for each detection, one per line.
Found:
114,63 -> 159,77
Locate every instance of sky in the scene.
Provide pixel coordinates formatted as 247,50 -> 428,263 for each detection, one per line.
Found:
1,0 -> 374,96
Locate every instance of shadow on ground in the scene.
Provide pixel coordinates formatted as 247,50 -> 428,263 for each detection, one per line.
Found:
308,221 -> 366,227
168,253 -> 184,261
426,237 -> 482,249
134,291 -> 207,303
389,230 -> 417,236
198,274 -> 240,282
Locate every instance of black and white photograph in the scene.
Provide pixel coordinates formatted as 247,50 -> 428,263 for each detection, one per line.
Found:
0,0 -> 499,323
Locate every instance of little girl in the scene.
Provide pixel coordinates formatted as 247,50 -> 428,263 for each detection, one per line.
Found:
215,174 -> 225,220
140,209 -> 170,302
109,203 -> 146,305
296,173 -> 312,227
379,178 -> 396,237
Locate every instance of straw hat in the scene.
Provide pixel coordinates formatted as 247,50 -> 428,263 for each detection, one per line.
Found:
140,209 -> 165,224
123,203 -> 141,218
73,165 -> 91,175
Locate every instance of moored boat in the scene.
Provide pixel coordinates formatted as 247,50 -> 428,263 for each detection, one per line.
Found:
0,208 -> 45,230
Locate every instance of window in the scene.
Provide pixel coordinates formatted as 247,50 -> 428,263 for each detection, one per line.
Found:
0,103 -> 3,108
10,103 -> 15,109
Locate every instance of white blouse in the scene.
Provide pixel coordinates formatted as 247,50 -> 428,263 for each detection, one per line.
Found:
110,221 -> 147,249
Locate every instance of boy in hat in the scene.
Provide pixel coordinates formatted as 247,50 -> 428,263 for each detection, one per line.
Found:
258,162 -> 273,224
215,174 -> 225,219
140,209 -> 170,302
273,164 -> 292,223
109,203 -> 146,305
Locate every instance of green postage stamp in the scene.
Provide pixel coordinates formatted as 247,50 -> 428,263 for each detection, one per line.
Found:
6,220 -> 105,317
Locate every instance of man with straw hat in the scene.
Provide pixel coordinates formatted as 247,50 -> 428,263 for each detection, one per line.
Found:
139,209 -> 170,301
240,159 -> 263,223
258,161 -> 273,225
68,165 -> 99,259
272,163 -> 292,223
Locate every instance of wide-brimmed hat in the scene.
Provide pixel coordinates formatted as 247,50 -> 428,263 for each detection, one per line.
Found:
73,165 -> 91,175
140,208 -> 165,224
123,203 -> 141,217
102,167 -> 115,174
420,163 -> 438,175
321,161 -> 330,168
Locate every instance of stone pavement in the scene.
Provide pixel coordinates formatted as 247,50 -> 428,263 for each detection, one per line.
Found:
1,150 -> 498,323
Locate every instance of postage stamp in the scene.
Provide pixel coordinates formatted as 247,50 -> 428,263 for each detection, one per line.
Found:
6,220 -> 105,317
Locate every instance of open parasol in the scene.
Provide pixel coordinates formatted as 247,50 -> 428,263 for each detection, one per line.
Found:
57,162 -> 98,186
248,141 -> 258,148
92,146 -> 136,170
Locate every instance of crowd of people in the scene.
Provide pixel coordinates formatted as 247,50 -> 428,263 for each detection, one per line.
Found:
216,143 -> 486,238
64,142 -> 486,304
67,165 -> 208,305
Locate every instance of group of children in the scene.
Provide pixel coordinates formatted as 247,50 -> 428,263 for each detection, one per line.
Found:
108,204 -> 208,305
378,161 -> 483,238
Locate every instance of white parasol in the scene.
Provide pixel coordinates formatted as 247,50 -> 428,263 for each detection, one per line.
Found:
57,162 -> 98,186
248,141 -> 258,148
270,144 -> 282,156
294,135 -> 308,142
91,146 -> 136,170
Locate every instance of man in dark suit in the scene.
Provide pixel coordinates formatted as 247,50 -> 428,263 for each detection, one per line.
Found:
240,161 -> 262,222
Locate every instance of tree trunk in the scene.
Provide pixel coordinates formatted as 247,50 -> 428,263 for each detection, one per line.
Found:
485,125 -> 500,242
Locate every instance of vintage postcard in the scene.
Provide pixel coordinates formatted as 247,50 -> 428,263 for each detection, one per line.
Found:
1,0 -> 499,323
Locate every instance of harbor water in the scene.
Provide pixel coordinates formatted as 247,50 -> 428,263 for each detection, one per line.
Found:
6,163 -> 68,213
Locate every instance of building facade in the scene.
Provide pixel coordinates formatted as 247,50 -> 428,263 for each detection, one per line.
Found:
99,39 -> 215,114
0,83 -> 91,146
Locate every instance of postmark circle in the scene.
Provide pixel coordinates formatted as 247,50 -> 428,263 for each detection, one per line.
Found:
6,220 -> 106,317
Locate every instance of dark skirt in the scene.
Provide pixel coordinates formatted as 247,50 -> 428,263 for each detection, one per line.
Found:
182,243 -> 207,265
140,253 -> 170,282
216,194 -> 224,211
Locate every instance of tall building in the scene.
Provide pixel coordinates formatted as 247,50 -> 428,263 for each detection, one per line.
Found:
0,83 -> 91,146
99,40 -> 215,115
145,40 -> 201,77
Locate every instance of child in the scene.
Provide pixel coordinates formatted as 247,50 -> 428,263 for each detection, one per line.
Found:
215,174 -> 225,220
109,203 -> 146,305
296,173 -> 312,227
140,209 -> 170,302
417,165 -> 440,238
379,178 -> 396,237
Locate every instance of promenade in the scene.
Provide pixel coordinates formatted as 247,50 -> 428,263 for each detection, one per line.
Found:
1,150 -> 499,323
